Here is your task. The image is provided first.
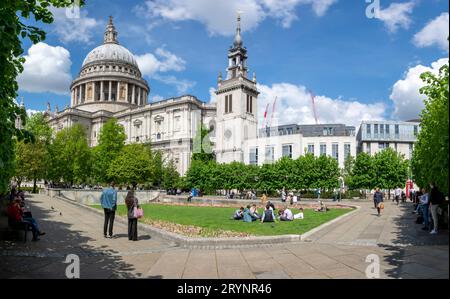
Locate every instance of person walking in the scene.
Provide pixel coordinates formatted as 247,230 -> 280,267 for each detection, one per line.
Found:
125,190 -> 139,241
429,183 -> 444,235
394,187 -> 401,205
100,181 -> 118,238
374,187 -> 384,216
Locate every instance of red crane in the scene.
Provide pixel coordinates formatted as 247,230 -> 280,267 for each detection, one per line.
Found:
269,96 -> 278,128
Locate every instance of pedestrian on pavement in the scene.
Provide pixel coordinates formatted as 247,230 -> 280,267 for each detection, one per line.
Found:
125,190 -> 139,241
418,187 -> 430,230
374,187 -> 384,216
429,183 -> 444,235
394,187 -> 402,205
100,181 -> 118,238
281,188 -> 286,203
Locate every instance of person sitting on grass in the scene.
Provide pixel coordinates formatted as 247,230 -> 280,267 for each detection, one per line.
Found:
261,204 -> 277,223
315,201 -> 329,212
294,207 -> 304,220
7,199 -> 45,241
279,206 -> 294,221
233,207 -> 244,220
249,204 -> 261,220
243,205 -> 258,222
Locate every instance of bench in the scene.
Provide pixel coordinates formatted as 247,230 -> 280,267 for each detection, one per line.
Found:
7,216 -> 31,243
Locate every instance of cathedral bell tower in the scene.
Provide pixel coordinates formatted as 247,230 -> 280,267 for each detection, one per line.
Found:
215,13 -> 259,164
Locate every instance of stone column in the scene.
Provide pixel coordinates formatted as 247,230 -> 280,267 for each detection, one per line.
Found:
108,81 -> 112,101
137,86 -> 141,106
132,84 -> 136,105
78,85 -> 81,104
117,81 -> 120,102
125,83 -> 129,103
84,83 -> 88,103
92,82 -> 96,102
100,81 -> 104,101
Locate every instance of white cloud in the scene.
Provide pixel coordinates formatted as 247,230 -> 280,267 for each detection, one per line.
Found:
413,12 -> 449,51
49,7 -> 102,44
18,42 -> 72,95
154,74 -> 196,95
135,0 -> 337,36
135,48 -> 193,94
209,87 -> 217,103
376,1 -> 415,33
26,109 -> 44,117
255,83 -> 385,127
135,47 -> 186,77
151,95 -> 165,102
390,58 -> 448,120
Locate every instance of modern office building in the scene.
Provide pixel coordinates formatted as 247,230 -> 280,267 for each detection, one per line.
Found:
356,120 -> 421,159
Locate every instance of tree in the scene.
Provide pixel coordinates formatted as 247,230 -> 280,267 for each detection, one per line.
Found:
92,118 -> 126,183
107,144 -> 153,188
162,159 -> 180,190
49,124 -> 91,185
343,155 -> 355,187
349,152 -> 375,193
14,113 -> 53,192
315,155 -> 340,190
412,62 -> 449,194
373,148 -> 409,199
191,125 -> 215,163
0,0 -> 84,194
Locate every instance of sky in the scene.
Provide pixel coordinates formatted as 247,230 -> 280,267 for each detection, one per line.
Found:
18,0 -> 449,127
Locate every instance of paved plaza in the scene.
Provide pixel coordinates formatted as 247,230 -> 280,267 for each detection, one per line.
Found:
0,194 -> 448,279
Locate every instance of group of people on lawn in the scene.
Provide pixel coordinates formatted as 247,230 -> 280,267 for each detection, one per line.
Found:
233,201 -> 306,223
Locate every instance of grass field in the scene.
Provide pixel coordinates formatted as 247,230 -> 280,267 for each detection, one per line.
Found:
93,204 -> 352,236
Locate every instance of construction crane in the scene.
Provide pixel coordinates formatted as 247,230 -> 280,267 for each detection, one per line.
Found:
269,96 -> 278,128
309,90 -> 319,124
262,103 -> 269,129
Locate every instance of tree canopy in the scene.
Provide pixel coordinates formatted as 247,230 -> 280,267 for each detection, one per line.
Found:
0,0 -> 84,194
412,61 -> 449,194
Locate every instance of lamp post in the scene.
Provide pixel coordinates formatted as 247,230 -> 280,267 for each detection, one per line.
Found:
338,176 -> 344,202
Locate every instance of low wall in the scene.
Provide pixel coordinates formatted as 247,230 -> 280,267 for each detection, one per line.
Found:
46,189 -> 160,205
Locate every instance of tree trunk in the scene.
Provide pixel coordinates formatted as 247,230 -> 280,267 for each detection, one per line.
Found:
388,189 -> 391,201
33,178 -> 37,194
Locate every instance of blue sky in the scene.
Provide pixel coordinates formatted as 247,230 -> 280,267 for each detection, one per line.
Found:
18,0 -> 449,126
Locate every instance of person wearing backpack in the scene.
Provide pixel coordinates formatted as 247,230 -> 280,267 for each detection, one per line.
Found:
125,190 -> 139,241
429,183 -> 444,235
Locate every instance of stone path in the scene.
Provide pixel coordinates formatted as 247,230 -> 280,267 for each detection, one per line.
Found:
0,194 -> 448,279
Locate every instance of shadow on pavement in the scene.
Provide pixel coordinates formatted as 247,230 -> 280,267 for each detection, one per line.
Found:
379,202 -> 449,279
0,195 -> 141,279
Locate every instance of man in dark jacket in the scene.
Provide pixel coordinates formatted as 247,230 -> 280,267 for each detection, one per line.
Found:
374,187 -> 384,216
429,183 -> 444,234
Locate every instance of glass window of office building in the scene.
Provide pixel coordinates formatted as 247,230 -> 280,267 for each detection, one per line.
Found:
320,144 -> 327,156
282,144 -> 293,159
380,124 -> 384,135
395,125 -> 399,137
414,125 -> 418,136
249,148 -> 258,165
344,143 -> 351,160
307,144 -> 315,155
379,142 -> 389,150
366,124 -> 371,137
385,124 -> 390,135
332,143 -> 339,160
374,124 -> 378,138
265,146 -> 275,164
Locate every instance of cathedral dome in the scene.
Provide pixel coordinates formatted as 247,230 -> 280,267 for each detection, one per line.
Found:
82,43 -> 138,68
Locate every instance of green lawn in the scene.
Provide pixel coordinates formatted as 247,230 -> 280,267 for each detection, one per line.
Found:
93,204 -> 352,236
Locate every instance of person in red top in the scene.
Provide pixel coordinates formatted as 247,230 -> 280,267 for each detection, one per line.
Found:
7,199 -> 45,241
